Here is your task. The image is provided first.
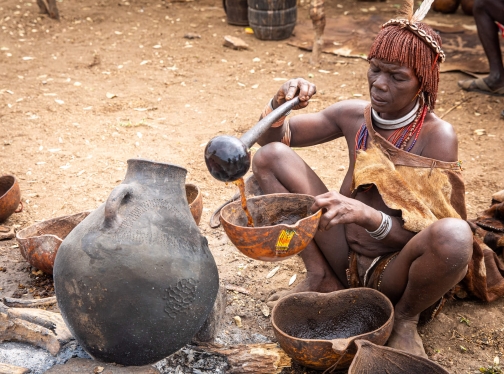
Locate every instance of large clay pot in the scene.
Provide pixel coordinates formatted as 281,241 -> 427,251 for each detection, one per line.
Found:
53,159 -> 219,366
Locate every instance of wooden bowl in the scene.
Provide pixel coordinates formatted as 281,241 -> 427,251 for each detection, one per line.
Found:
271,289 -> 394,370
16,185 -> 202,274
0,175 -> 21,223
220,193 -> 321,261
186,183 -> 203,226
349,339 -> 449,373
16,211 -> 91,274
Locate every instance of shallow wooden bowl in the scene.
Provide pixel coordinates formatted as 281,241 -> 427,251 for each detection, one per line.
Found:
220,193 -> 321,261
0,175 -> 21,223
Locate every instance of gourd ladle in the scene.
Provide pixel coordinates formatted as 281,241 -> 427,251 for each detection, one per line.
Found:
204,97 -> 301,182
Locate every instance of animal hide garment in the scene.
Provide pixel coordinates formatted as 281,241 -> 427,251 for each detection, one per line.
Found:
353,106 -> 504,303
352,106 -> 466,232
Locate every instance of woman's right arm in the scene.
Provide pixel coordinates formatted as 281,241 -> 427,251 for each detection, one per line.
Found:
257,78 -> 346,147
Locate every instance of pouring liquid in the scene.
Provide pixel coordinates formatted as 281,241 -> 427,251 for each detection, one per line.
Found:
233,177 -> 254,227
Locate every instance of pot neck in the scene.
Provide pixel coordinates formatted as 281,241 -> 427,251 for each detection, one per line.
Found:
123,159 -> 187,188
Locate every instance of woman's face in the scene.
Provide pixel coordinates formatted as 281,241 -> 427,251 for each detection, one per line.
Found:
367,58 -> 421,119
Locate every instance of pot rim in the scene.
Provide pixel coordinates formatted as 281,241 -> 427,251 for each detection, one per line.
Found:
271,289 -> 394,344
126,158 -> 187,173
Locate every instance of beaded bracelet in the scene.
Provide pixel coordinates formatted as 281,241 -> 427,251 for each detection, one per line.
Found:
280,118 -> 291,146
365,211 -> 392,240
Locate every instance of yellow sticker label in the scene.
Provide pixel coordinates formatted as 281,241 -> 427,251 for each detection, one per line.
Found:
275,230 -> 296,252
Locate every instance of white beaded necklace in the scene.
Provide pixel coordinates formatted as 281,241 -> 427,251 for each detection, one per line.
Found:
371,99 -> 420,130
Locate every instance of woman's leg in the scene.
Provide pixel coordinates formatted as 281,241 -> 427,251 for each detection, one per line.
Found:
378,218 -> 473,357
252,143 -> 349,305
473,0 -> 504,89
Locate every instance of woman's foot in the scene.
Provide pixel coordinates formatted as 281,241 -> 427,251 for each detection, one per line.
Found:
458,77 -> 504,96
386,317 -> 427,358
266,271 -> 343,308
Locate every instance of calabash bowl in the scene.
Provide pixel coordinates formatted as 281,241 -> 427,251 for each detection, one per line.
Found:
16,211 -> 91,274
186,183 -> 203,226
349,339 -> 449,373
0,175 -> 21,223
220,193 -> 321,262
271,289 -> 394,370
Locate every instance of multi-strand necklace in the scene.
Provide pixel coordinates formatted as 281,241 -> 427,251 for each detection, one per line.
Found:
385,104 -> 427,151
355,99 -> 428,154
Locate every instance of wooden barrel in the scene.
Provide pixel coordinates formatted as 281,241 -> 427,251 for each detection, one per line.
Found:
247,0 -> 297,40
223,0 -> 249,26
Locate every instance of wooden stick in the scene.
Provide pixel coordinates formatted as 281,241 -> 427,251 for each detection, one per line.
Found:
3,296 -> 57,308
0,362 -> 30,374
225,284 -> 251,295
439,97 -> 470,119
197,343 -> 292,374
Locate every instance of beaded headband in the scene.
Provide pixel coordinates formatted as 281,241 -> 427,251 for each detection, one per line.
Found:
382,0 -> 446,63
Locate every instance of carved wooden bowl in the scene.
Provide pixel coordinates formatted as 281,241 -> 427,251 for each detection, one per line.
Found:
220,193 -> 321,261
0,174 -> 21,223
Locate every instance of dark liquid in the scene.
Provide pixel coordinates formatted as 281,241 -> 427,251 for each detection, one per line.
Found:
234,177 -> 254,227
284,307 -> 389,340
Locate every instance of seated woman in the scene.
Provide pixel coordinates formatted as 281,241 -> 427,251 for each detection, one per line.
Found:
252,0 -> 473,358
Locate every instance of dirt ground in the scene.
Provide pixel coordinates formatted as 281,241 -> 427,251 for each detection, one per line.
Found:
1,0 -> 504,372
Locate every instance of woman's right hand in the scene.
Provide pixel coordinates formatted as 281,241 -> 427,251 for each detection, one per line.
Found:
272,78 -> 317,110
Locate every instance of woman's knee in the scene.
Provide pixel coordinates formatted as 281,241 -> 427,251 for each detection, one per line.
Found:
428,218 -> 473,266
252,142 -> 290,172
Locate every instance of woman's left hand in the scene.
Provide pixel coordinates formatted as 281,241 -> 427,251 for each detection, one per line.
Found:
311,191 -> 381,231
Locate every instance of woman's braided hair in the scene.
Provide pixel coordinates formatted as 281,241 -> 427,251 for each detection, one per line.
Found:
368,0 -> 444,111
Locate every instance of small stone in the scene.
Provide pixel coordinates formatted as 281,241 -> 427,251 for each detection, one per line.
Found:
184,33 -> 201,39
260,304 -> 270,317
223,35 -> 249,50
233,315 -> 242,327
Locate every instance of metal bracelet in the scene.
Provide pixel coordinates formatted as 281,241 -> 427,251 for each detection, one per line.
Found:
365,211 -> 392,240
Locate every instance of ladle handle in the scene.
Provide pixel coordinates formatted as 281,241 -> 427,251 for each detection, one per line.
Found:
240,96 -> 301,148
